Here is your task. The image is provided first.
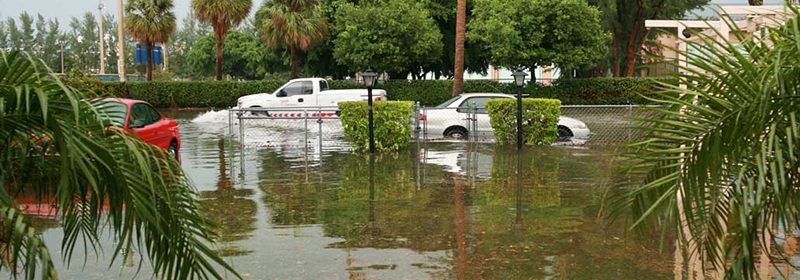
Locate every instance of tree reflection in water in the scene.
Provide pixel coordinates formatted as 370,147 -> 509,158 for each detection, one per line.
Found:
254,144 -> 676,279
199,137 -> 257,257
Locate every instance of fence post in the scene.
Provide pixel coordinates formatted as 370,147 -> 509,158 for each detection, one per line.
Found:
414,102 -> 421,141
317,107 -> 323,154
423,107 -> 428,143
304,109 -> 309,152
238,110 -> 244,149
627,104 -> 633,143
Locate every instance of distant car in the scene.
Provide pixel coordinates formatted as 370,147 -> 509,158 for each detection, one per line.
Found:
95,98 -> 181,160
420,93 -> 590,141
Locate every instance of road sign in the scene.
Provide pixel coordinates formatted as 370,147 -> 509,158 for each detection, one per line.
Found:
135,44 -> 163,65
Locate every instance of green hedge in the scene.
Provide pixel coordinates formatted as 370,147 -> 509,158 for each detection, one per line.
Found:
104,80 -> 285,108
101,77 -> 670,108
338,101 -> 414,152
485,98 -> 561,145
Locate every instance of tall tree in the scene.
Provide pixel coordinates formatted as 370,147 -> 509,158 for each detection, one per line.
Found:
258,0 -> 328,79
125,0 -> 177,81
169,12 -> 212,78
185,30 -> 282,80
191,0 -> 253,81
332,0 -> 442,77
66,13 -> 100,72
6,18 -> 21,50
591,0 -> 708,77
18,12 -> 35,51
469,0 -> 609,77
0,20 -> 6,50
452,0 -> 466,95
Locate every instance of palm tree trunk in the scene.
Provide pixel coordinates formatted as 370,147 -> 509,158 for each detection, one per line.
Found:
290,45 -> 298,79
215,37 -> 223,81
452,0 -> 467,96
146,41 -> 154,81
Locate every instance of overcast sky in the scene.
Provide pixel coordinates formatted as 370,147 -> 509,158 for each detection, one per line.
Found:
0,0 -> 788,29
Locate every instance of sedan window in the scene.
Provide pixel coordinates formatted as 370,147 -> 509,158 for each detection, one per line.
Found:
436,96 -> 462,108
458,97 -> 497,113
94,101 -> 128,127
130,104 -> 161,128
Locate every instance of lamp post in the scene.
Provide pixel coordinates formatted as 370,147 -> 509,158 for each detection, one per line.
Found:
511,69 -> 527,150
361,69 -> 379,153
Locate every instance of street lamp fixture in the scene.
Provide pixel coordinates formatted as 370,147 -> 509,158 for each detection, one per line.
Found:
360,69 -> 379,153
511,69 -> 527,150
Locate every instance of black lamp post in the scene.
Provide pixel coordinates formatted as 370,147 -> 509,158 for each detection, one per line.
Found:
361,69 -> 379,153
511,69 -> 527,150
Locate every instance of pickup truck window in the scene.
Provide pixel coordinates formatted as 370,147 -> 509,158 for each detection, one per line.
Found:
319,80 -> 329,91
281,81 -> 313,97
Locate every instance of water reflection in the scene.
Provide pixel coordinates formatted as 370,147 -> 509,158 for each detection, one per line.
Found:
198,137 -> 257,257
0,112 -> 683,279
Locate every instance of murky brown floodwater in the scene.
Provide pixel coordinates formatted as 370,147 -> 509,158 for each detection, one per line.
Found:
14,110 -> 682,280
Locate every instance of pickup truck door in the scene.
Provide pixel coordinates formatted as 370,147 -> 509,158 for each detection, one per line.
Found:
276,81 -> 314,107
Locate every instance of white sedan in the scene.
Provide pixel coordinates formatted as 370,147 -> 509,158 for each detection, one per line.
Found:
420,93 -> 590,141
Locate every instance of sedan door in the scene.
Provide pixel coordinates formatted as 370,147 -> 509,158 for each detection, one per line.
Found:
129,103 -> 170,149
456,97 -> 497,136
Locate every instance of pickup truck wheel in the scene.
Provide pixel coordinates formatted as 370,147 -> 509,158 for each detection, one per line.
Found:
249,106 -> 269,117
444,126 -> 468,140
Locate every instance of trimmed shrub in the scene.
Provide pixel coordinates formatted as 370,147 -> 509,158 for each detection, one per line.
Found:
104,80 -> 286,108
525,77 -> 673,105
100,77 -> 669,108
338,101 -> 414,152
485,98 -> 561,145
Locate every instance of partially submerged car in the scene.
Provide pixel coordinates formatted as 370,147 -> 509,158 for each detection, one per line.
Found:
95,98 -> 181,160
420,93 -> 590,141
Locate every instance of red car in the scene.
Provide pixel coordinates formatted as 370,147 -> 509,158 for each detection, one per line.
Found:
96,98 -> 181,161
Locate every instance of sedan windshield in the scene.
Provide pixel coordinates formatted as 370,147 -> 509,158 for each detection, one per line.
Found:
436,96 -> 462,108
94,101 -> 128,127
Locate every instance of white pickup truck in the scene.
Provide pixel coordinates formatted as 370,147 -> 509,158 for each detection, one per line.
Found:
237,78 -> 387,116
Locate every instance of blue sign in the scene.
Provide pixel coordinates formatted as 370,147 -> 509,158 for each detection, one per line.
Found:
135,44 -> 163,65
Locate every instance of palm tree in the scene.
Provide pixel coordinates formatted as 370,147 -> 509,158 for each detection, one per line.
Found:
258,0 -> 327,79
191,0 -> 253,81
613,6 -> 800,278
125,0 -> 177,81
452,0 -> 467,96
0,50 -> 237,279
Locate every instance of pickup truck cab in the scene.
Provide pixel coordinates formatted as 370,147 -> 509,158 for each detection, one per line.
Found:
237,78 -> 387,115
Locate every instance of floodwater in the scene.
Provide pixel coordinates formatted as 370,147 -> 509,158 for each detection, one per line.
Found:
14,110 -> 680,279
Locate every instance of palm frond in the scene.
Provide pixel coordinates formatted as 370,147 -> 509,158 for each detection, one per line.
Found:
0,50 -> 239,279
611,5 -> 800,279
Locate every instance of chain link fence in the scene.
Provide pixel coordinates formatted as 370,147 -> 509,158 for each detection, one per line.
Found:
229,104 -> 660,152
228,107 -> 351,154
415,104 -> 660,146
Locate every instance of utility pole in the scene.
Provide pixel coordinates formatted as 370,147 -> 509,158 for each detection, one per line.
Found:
117,0 -> 127,81
98,0 -> 106,74
60,43 -> 65,74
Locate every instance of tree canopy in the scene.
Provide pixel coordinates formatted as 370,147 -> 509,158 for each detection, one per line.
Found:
186,30 -> 284,80
332,0 -> 443,77
468,0 -> 610,73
